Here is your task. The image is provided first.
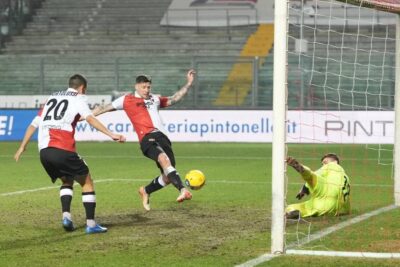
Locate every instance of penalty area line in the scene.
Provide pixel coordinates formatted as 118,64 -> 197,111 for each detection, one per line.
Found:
0,178 -> 148,197
0,178 -> 261,196
0,185 -> 59,196
235,205 -> 398,267
0,178 -> 392,197
0,154 -> 395,162
1,178 -> 392,197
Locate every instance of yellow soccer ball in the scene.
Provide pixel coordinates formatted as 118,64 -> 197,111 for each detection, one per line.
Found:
185,170 -> 206,190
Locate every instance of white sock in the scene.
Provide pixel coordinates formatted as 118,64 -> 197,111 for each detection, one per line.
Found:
63,212 -> 72,220
86,219 -> 96,227
158,175 -> 166,187
163,166 -> 176,176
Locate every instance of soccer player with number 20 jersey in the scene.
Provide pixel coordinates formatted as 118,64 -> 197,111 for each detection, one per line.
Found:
14,74 -> 126,234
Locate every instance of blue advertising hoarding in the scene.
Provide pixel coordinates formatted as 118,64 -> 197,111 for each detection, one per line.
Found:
0,110 -> 38,141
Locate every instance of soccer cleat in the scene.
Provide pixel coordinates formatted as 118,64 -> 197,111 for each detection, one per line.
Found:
138,186 -> 151,211
85,224 -> 107,234
286,210 -> 301,220
176,188 -> 192,203
62,218 -> 75,232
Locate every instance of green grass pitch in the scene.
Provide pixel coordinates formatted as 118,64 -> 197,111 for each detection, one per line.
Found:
1,142 -> 400,267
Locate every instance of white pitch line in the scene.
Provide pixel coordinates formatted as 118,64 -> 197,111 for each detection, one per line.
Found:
0,179 -> 265,196
286,205 -> 397,249
235,205 -> 397,267
1,185 -> 60,196
0,179 -> 146,196
1,178 -> 393,197
0,154 -> 394,162
0,154 -> 268,160
286,249 -> 400,259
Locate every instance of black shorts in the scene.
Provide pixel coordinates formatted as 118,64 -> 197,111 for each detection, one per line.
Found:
140,131 -> 176,172
40,147 -> 89,183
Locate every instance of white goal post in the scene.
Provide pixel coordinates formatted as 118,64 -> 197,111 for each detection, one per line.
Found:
271,0 -> 400,255
394,2 -> 400,207
271,0 -> 289,255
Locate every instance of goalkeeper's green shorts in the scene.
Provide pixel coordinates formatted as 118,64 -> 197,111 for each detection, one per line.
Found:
286,197 -> 338,217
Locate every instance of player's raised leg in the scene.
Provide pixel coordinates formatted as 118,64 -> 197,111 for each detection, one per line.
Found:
158,153 -> 192,202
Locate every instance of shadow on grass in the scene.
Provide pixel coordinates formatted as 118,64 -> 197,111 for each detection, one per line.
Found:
0,230 -> 86,251
98,212 -> 184,229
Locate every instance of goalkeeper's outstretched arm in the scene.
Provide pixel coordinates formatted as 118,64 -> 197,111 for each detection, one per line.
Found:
286,156 -> 317,188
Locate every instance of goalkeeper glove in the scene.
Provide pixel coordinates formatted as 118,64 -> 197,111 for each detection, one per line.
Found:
296,184 -> 310,200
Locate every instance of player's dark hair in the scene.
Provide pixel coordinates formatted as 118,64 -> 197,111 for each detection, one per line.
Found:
136,75 -> 152,84
69,74 -> 87,89
321,153 -> 340,164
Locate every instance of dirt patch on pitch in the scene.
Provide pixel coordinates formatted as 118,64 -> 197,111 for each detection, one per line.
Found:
98,204 -> 269,256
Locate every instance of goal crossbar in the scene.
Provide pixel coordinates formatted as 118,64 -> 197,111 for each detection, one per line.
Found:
336,0 -> 400,14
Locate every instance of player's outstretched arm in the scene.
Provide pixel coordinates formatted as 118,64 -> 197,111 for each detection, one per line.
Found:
86,115 -> 126,142
286,157 -> 305,173
14,125 -> 37,162
166,69 -> 196,106
92,103 -> 116,117
286,156 -> 317,188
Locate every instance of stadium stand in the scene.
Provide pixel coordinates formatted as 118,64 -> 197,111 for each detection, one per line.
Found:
214,24 -> 274,107
0,0 -> 258,108
0,1 -> 393,109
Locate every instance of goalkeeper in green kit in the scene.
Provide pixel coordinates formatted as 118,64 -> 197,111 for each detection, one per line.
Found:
286,153 -> 351,219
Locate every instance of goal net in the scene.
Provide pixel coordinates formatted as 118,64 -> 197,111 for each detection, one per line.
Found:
272,0 -> 400,257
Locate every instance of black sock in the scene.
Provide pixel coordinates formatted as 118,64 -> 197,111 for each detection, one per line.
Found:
60,185 -> 73,213
167,171 -> 184,191
82,192 -> 96,220
145,176 -> 164,195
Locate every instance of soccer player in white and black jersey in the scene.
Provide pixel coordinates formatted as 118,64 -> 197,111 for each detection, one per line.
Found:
14,74 -> 126,234
92,69 -> 195,211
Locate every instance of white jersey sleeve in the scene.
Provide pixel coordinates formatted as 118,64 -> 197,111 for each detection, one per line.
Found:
77,95 -> 93,119
30,116 -> 41,128
112,95 -> 126,110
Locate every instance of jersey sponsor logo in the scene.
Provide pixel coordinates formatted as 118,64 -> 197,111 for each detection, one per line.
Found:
135,98 -> 156,109
144,98 -> 156,109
